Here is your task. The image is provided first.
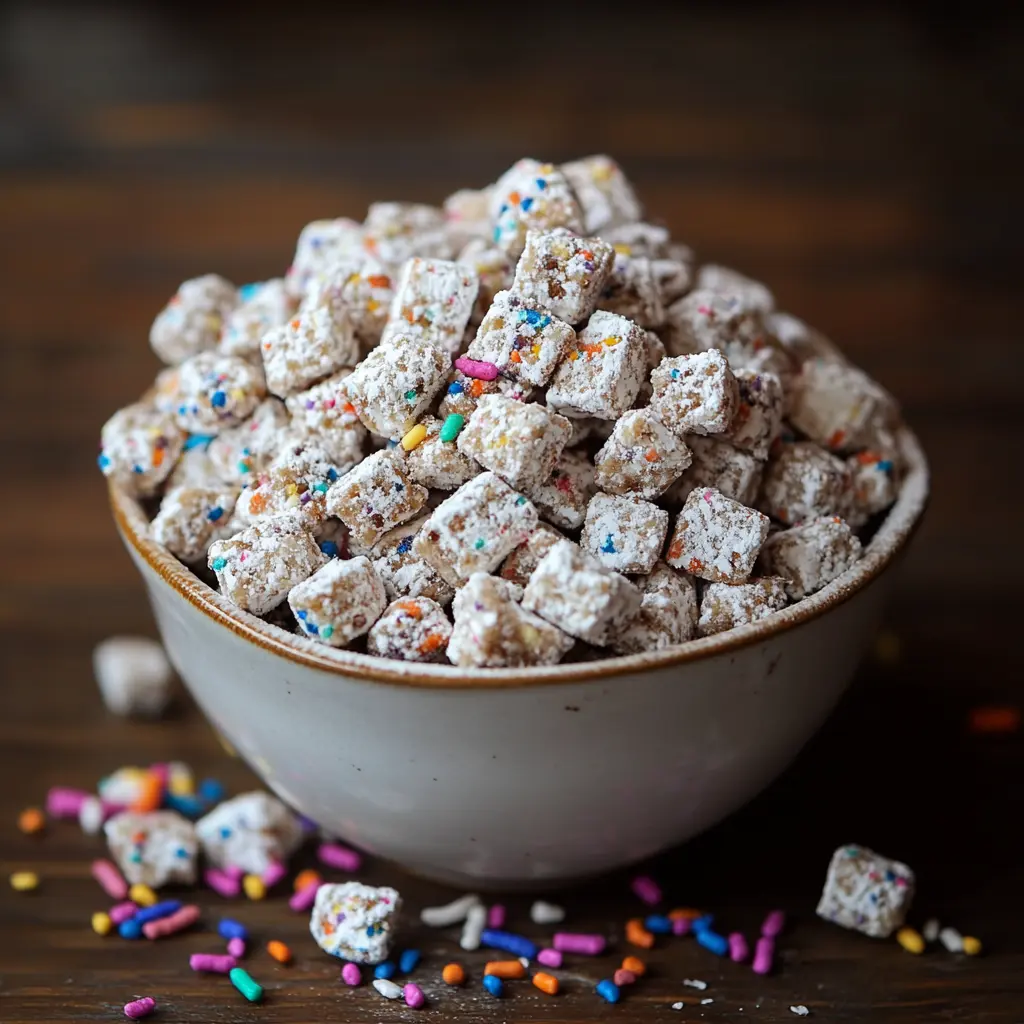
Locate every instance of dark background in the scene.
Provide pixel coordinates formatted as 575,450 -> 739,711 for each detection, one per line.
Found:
1,3 -> 1022,1021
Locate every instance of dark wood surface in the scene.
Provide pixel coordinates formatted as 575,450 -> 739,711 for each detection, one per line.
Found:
1,4 -> 1022,1021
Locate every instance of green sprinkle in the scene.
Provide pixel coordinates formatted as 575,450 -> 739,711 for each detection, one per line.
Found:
439,413 -> 465,443
312,482 -> 328,494
404,389 -> 418,402
474,538 -> 486,550
211,557 -> 227,571
230,967 -> 263,1003
320,625 -> 334,639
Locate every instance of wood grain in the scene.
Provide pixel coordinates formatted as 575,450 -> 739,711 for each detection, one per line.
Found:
1,3 -> 1022,1021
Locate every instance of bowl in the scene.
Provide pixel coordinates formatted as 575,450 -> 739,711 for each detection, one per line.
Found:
109,426 -> 927,888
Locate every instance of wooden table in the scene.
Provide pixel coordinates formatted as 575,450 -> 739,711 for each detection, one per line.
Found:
1,4 -> 1021,1021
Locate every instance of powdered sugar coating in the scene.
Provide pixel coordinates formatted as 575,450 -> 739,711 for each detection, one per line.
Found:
651,257 -> 693,306
150,274 -> 238,365
667,486 -> 770,583
367,597 -> 452,663
816,844 -> 915,939
561,155 -> 642,233
285,371 -> 366,471
845,450 -> 899,528
594,408 -> 692,499
697,577 -> 788,636
490,160 -> 583,258
363,202 -> 452,271
174,352 -> 266,434
525,449 -> 596,530
696,264 -> 775,313
220,279 -> 294,359
723,368 -> 784,459
303,255 -> 394,351
104,811 -> 198,888
236,442 -> 340,525
669,435 -> 763,506
311,882 -> 402,964
284,218 -> 365,299
601,250 -> 664,328
405,416 -> 479,491
765,311 -> 846,365
650,349 -> 739,438
208,397 -> 290,486
370,516 -> 455,606
611,562 -> 699,654
581,493 -> 669,575
662,288 -> 762,356
288,556 -> 387,646
759,442 -> 851,525
98,403 -> 184,497
523,541 -> 642,647
443,187 -> 494,252
457,240 -> 514,327
196,792 -> 303,875
499,523 -> 567,588
602,221 -> 671,258
759,516 -> 863,599
150,485 -> 239,563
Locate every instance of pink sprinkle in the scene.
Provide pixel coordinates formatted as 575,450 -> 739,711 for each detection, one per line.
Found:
205,868 -> 241,898
148,763 -> 169,787
613,968 -> 637,986
553,932 -> 606,956
537,947 -> 562,968
729,931 -> 750,962
487,904 -> 506,929
227,937 -> 246,959
672,916 -> 691,936
223,864 -> 244,881
92,859 -> 128,900
143,903 -> 200,940
123,996 -> 156,1019
318,842 -> 361,872
341,962 -> 362,986
403,982 -> 426,1008
261,861 -> 288,889
631,875 -> 662,905
752,935 -> 774,975
190,953 -> 237,973
47,786 -> 89,819
109,901 -> 139,925
703,489 -> 713,503
289,880 -> 321,912
761,909 -> 785,938
454,356 -> 499,381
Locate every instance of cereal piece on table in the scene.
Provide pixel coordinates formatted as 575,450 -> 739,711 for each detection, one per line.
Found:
789,359 -> 897,453
765,311 -> 846,365
448,574 -> 574,668
444,187 -> 494,251
816,844 -> 915,938
260,291 -> 358,398
845,450 -> 899,527
288,556 -> 387,645
696,264 -> 775,313
104,811 -> 198,887
208,515 -> 327,615
466,290 -> 576,387
499,523 -> 567,587
236,442 -> 341,525
306,255 -> 394,350
285,371 -> 367,471
561,155 -> 642,233
207,397 -> 290,485
405,416 -> 479,491
547,309 -> 647,419
150,486 -> 239,563
663,288 -> 762,356
611,562 -> 699,654
363,202 -> 451,271
367,597 -> 452,662
760,441 -> 851,525
649,349 -> 739,438
380,257 -> 479,356
311,882 -> 402,964
371,516 -> 456,606
457,240 -> 514,326
150,274 -> 238,365
196,792 -> 304,876
670,435 -> 763,507
98,404 -> 184,497
652,256 -> 692,306
457,395 -> 572,492
602,221 -> 671,258
413,472 -> 538,586
581,493 -> 669,575
438,366 -> 532,420
525,449 -> 596,530
523,540 -> 642,646
343,333 -> 452,439
601,249 -> 665,328
697,577 -> 788,635
722,369 -> 784,459
93,637 -> 173,718
220,279 -> 294,359
759,516 -> 863,599
284,218 -> 365,299
594,408 -> 692,500
490,159 -> 583,258
511,228 -> 613,323
667,486 -> 770,583
174,352 -> 266,434
325,450 -> 428,549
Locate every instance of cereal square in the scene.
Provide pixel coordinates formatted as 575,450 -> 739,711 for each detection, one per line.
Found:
652,256 -> 693,306
219,278 -> 294,359
669,435 -> 763,506
649,349 -> 739,437
367,597 -> 452,663
490,159 -> 583,257
759,442 -> 851,525
175,352 -> 267,434
150,274 -> 238,365
697,577 -> 788,636
845,450 -> 899,527
288,556 -> 387,646
561,155 -> 642,233
362,201 -> 451,270
511,228 -> 614,323
236,442 -> 341,525
581,493 -> 669,575
151,485 -> 239,563
546,309 -> 648,419
370,516 -> 455,606
457,394 -> 572,492
594,408 -> 692,500
311,882 -> 401,964
306,255 -> 394,350
413,472 -> 538,586
98,403 -> 184,497
404,416 -> 479,491
195,792 -> 303,875
603,221 -> 671,257
457,239 -> 514,327
723,368 -> 784,459
499,523 -> 567,588
666,486 -> 770,583
611,562 -> 699,655
284,217 -> 365,299
165,440 -> 225,491
524,449 -> 596,530
696,264 -> 775,312
285,371 -> 367,471
816,844 -> 915,939
104,811 -> 198,888
600,249 -> 664,328
437,366 -> 532,420
443,186 -> 494,251
208,397 -> 290,485
663,288 -> 762,355
759,516 -> 863,599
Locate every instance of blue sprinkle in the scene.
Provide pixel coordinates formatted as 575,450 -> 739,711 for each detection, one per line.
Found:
306,621 -> 319,635
671,369 -> 680,380
595,979 -> 620,1003
132,465 -> 144,474
184,434 -> 215,451
238,282 -> 262,301
482,975 -> 504,998
175,847 -> 188,858
394,482 -> 404,492
691,914 -> 714,931
119,918 -> 143,940
219,826 -> 232,840
327,468 -> 339,482
296,609 -> 308,619
493,226 -> 502,243
218,918 -> 248,941
600,534 -> 616,554
387,439 -> 399,449
198,778 -> 224,803
447,381 -> 464,395
134,900 -> 182,925
696,928 -> 729,956
480,929 -> 538,959
210,390 -> 227,408
207,506 -> 224,522
877,460 -> 894,474
645,914 -> 673,935
97,453 -> 110,469
399,949 -> 421,973
520,196 -> 534,212
164,793 -> 204,818
320,541 -> 339,558
374,961 -> 396,979
535,178 -> 547,190
885,869 -> 896,882
396,537 -> 413,555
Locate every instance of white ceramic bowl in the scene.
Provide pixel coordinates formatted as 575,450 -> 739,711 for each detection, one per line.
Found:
110,427 -> 927,888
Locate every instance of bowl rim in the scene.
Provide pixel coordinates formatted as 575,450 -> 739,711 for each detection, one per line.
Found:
110,425 -> 928,689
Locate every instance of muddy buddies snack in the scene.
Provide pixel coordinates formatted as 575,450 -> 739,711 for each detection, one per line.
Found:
581,493 -> 669,575
491,160 -> 582,258
816,844 -> 915,939
220,279 -> 294,359
456,240 -> 514,327
150,274 -> 238,365
561,155 -> 643,233
284,372 -> 366,471
380,257 -> 478,355
105,811 -> 198,888
288,556 -> 387,646
363,202 -> 450,270
99,404 -> 184,497
307,255 -> 394,350
404,415 -> 479,490
196,791 -> 303,876
367,597 -> 452,663
760,442 -> 850,525
594,408 -> 692,500
650,349 -> 739,437
611,562 -> 699,654
208,397 -> 290,485
370,517 -> 455,606
670,435 -> 763,506
150,486 -> 238,563
285,218 -> 365,299
174,352 -> 267,434
499,523 -> 566,588
759,516 -> 863,599
311,882 -> 402,964
525,449 -> 596,530
698,577 -> 788,636
236,442 -> 340,525
437,366 -> 532,420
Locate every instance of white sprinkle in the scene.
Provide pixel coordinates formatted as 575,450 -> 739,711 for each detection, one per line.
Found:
939,926 -> 963,953
701,998 -> 714,1004
684,979 -> 708,990
671,1002 -> 685,1011
459,901 -> 487,951
420,893 -> 481,927
518,956 -> 530,968
373,978 -> 402,1000
530,899 -> 566,925
790,1006 -> 810,1017
922,918 -> 940,942
78,795 -> 104,835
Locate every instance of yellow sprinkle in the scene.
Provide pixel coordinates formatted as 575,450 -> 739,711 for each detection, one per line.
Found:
962,936 -> 982,956
346,272 -> 361,285
129,883 -> 157,907
896,927 -> 924,954
568,350 -> 579,361
603,335 -> 621,347
366,298 -> 380,312
10,871 -> 39,892
401,424 -> 428,452
243,874 -> 266,901
613,243 -> 632,255
92,911 -> 113,935
168,774 -> 194,797
285,483 -> 298,496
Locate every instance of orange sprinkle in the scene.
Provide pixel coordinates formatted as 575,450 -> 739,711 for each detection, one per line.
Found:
485,960 -> 525,979
532,972 -> 559,995
396,600 -> 424,619
687,557 -> 704,575
267,940 -> 292,964
644,449 -> 660,462
508,191 -> 521,205
249,493 -> 268,515
293,869 -> 322,893
152,447 -> 165,468
668,907 -> 704,920
442,962 -> 466,986
419,633 -> 446,655
580,250 -> 594,260
469,379 -> 486,398
18,808 -> 45,835
290,318 -> 301,329
343,402 -> 357,415
509,350 -> 522,363
667,540 -> 684,561
621,954 -> 647,976
366,275 -> 391,289
856,450 -> 883,465
580,343 -> 604,358
130,773 -> 163,813
969,706 -> 1020,734
625,917 -> 655,949
827,429 -> 846,448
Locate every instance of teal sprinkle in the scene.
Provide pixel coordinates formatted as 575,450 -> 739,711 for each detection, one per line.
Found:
320,625 -> 334,639
404,389 -> 417,402
474,538 -> 485,550
312,482 -> 329,494
212,557 -> 227,571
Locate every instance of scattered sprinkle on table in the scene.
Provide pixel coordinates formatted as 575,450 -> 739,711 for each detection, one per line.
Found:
230,966 -> 264,1002
123,996 -> 156,1019
684,978 -> 708,990
10,871 -> 39,892
791,1006 -> 811,1016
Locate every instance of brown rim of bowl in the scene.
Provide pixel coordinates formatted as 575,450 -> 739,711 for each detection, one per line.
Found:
109,425 -> 928,689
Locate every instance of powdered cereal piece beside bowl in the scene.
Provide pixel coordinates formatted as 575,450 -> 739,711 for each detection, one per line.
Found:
311,882 -> 402,964
196,791 -> 303,876
104,810 -> 198,888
